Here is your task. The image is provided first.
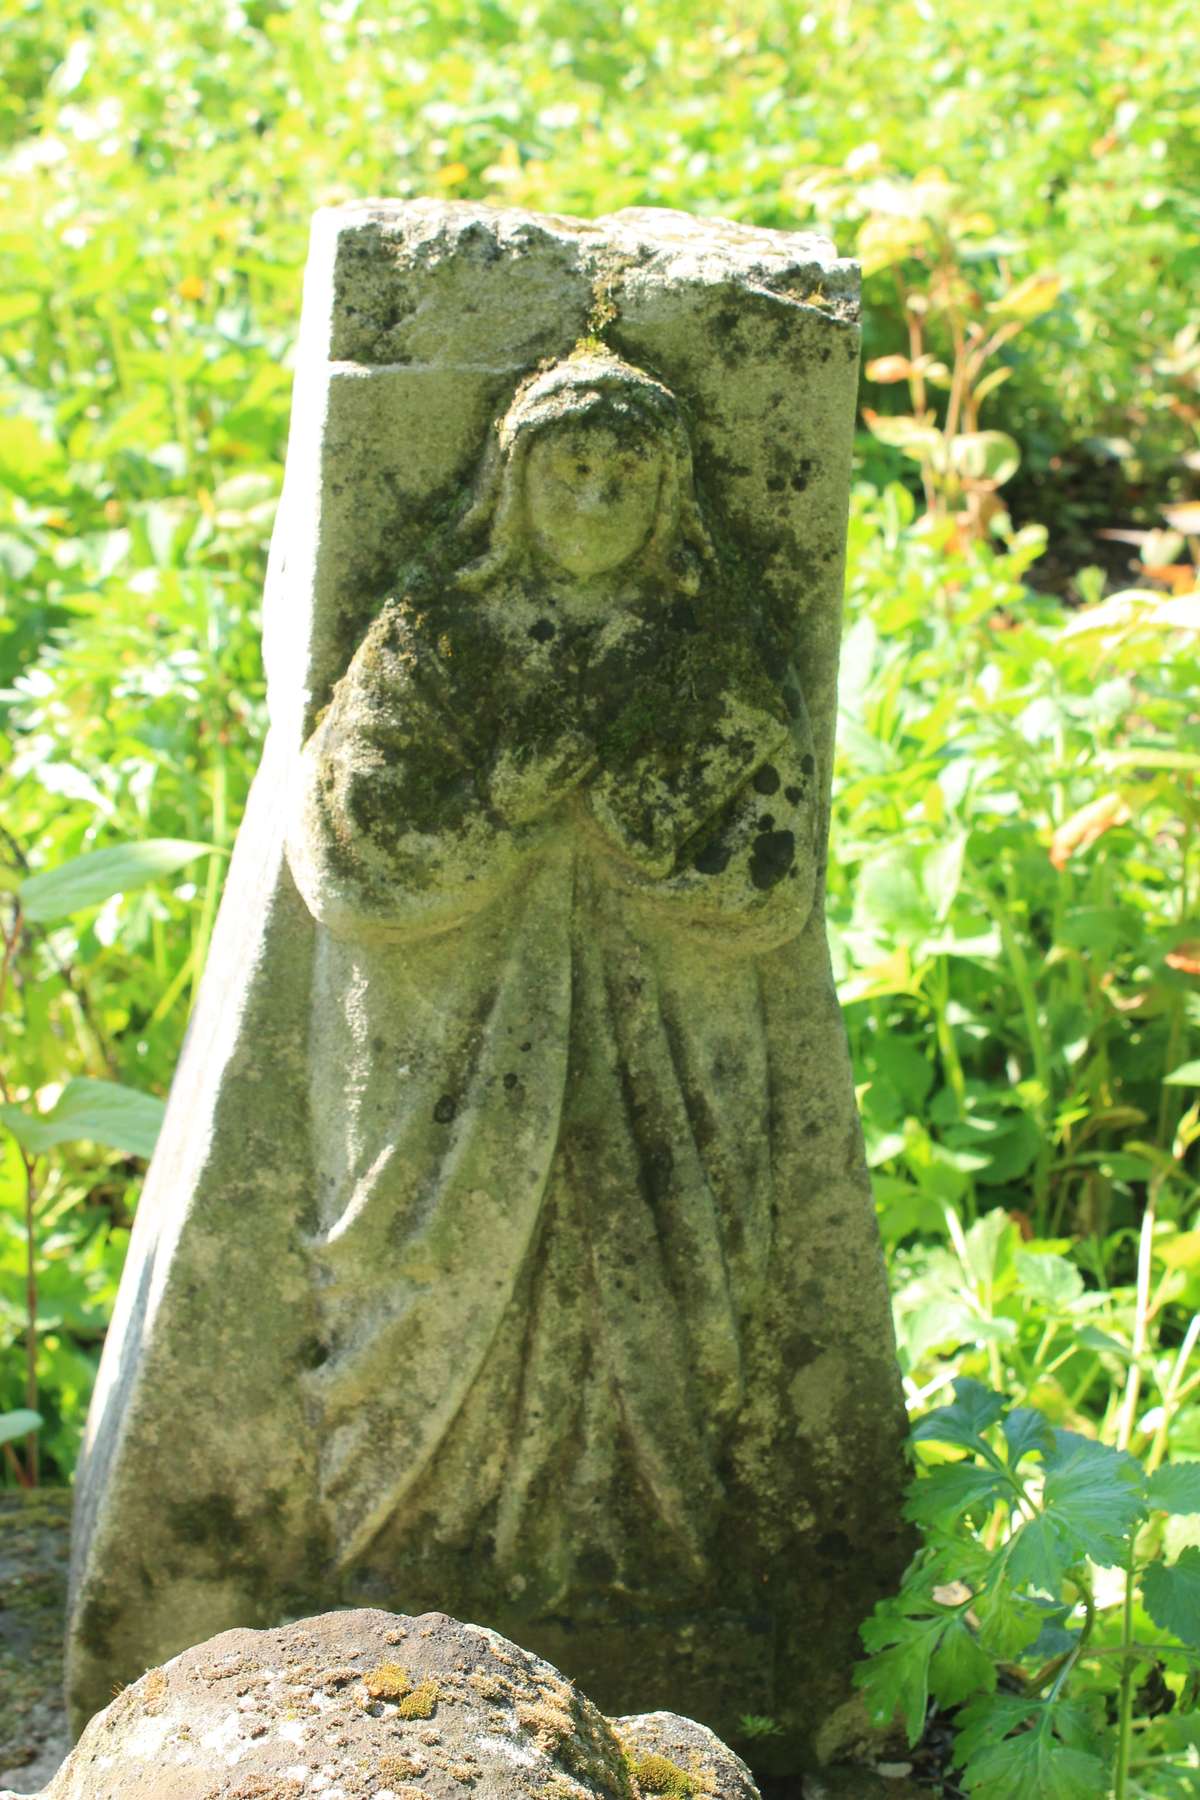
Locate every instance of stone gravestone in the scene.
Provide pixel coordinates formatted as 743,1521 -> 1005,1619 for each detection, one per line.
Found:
66,202 -> 911,1772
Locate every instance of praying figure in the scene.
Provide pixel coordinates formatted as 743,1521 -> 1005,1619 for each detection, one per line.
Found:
65,207 -> 913,1762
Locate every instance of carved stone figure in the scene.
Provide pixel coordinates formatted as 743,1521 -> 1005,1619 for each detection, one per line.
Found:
66,203 -> 912,1775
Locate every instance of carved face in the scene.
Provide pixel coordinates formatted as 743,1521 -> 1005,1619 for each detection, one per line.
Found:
524,418 -> 665,579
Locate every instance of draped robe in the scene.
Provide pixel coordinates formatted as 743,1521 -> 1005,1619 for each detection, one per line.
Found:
283,581 -> 902,1667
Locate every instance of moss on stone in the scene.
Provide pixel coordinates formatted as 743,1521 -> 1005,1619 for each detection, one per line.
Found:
396,1678 -> 439,1719
363,1660 -> 410,1700
628,1750 -> 704,1797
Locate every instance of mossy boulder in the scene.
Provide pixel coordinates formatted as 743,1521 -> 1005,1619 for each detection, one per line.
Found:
32,1610 -> 761,1800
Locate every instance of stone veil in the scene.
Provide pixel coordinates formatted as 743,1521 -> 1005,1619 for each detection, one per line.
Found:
66,202 -> 912,1775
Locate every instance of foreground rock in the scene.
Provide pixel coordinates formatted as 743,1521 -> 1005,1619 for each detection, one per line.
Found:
68,199 -> 912,1764
32,1610 -> 759,1800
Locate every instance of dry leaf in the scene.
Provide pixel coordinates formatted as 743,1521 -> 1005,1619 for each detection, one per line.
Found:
865,354 -> 914,383
1050,793 -> 1132,870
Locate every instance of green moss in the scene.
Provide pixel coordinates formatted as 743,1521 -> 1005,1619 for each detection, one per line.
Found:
363,1660 -> 410,1700
396,1678 -> 439,1719
628,1750 -> 703,1797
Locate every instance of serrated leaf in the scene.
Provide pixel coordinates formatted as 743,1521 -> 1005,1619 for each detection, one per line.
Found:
911,1379 -> 1005,1457
19,839 -> 219,922
1043,1431 -> 1146,1555
857,1590 -> 967,1744
954,1697 -> 1107,1799
0,1409 -> 42,1447
1143,1547 -> 1200,1648
0,1078 -> 165,1160
905,1460 -> 1009,1531
1003,1406 -> 1056,1470
962,1731 -> 1108,1799
1146,1465 -> 1200,1517
929,1617 -> 997,1710
973,1589 -> 1049,1661
1007,1432 -> 1145,1586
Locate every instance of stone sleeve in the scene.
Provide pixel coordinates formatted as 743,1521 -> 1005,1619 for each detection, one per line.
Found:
285,611 -> 530,942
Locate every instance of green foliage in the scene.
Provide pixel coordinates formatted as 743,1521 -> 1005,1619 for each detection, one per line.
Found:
858,1380 -> 1200,1797
0,8 -> 1197,1789
0,1078 -> 165,1161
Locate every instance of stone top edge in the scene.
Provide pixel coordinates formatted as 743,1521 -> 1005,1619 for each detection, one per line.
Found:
312,196 -> 857,290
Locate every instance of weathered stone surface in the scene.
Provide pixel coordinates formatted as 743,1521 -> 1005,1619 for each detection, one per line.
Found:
67,201 -> 912,1769
31,1610 -> 758,1800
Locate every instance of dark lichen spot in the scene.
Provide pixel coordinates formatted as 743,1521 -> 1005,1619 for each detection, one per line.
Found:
785,784 -> 802,804
520,1040 -> 532,1052
693,839 -> 731,876
528,618 -> 556,642
433,1094 -> 457,1125
750,828 -> 795,891
167,1493 -> 247,1552
800,753 -> 815,777
503,1072 -> 520,1092
752,763 -> 781,795
758,813 -> 775,832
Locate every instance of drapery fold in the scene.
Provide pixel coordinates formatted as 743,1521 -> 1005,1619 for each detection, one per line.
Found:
303,833 -> 782,1596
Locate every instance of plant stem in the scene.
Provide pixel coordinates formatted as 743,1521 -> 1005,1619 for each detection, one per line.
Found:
979,877 -> 1054,1222
1144,1312 -> 1200,1474
1117,1182 -> 1158,1453
1113,1546 -> 1139,1800
22,1152 -> 39,1487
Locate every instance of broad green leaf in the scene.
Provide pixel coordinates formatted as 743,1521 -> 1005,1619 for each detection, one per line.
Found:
19,840 -> 220,923
922,831 -> 967,921
1015,1250 -> 1085,1309
963,1208 -> 1017,1286
862,412 -> 943,460
949,430 -> 1020,488
989,272 -> 1062,321
0,1410 -> 42,1447
911,1380 -> 1005,1456
0,1079 -> 165,1160
853,845 -> 934,945
1165,1061 -> 1200,1087
1143,1548 -> 1200,1648
1146,1465 -> 1200,1516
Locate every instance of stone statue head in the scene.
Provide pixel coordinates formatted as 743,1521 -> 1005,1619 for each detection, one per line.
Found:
459,350 -> 714,597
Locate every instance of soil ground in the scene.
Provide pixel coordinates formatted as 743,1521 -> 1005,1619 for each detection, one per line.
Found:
0,1490 -> 71,1796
